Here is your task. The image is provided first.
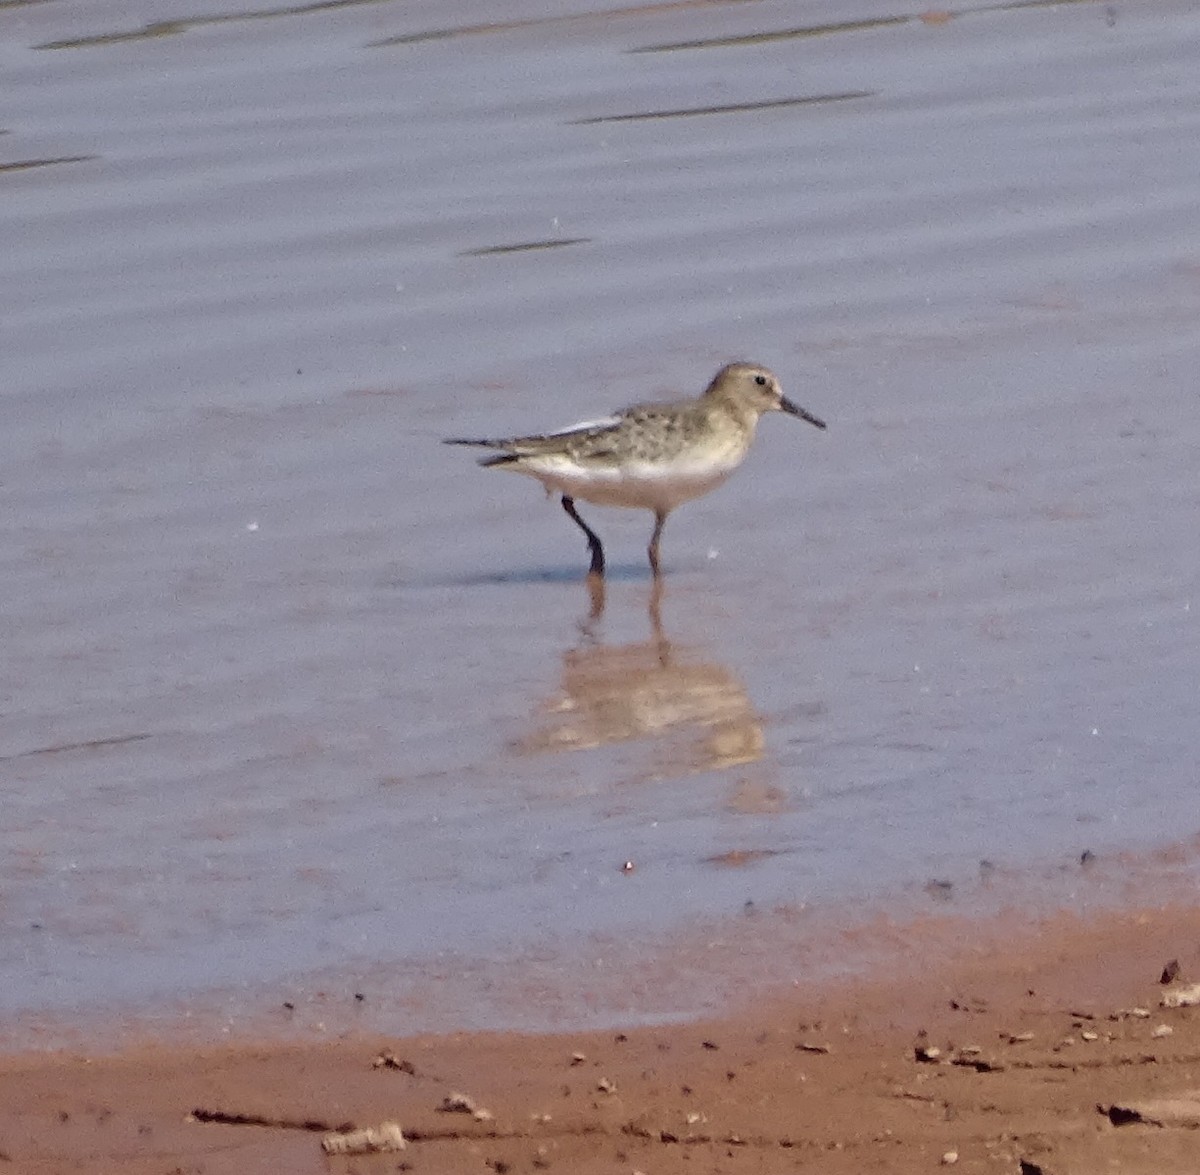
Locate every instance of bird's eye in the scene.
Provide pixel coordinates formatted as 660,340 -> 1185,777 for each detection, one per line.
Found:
754,374 -> 767,386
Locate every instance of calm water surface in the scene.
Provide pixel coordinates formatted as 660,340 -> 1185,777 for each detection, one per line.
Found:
2,0 -> 1199,1034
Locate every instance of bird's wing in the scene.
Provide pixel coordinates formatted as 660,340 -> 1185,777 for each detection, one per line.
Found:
447,413 -> 625,457
544,414 -> 623,437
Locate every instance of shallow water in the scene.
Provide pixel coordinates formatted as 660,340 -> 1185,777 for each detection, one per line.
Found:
3,0 -> 1199,1031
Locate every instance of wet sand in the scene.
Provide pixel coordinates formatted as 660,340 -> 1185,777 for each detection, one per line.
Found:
5,902 -> 1200,1174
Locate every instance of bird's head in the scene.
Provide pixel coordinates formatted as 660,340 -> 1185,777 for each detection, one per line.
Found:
707,362 -> 827,429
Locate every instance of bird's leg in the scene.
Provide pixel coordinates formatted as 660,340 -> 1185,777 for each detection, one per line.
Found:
561,495 -> 605,578
648,510 -> 668,578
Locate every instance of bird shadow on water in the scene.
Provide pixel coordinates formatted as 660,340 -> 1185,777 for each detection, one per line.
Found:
445,562 -> 654,589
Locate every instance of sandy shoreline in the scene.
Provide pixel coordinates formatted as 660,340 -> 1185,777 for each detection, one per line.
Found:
5,903 -> 1200,1174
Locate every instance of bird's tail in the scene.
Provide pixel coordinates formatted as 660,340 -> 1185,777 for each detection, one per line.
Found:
443,437 -> 521,467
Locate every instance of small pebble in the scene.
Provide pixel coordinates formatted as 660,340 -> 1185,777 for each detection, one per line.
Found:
1161,982 -> 1200,1009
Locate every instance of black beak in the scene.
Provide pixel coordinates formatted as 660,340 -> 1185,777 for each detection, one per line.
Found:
780,395 -> 827,430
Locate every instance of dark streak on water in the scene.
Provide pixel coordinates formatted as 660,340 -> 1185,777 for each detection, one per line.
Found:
571,91 -> 873,125
2,734 -> 153,762
36,22 -> 191,49
628,0 -> 1101,54
0,154 -> 96,173
367,1 -> 751,49
463,238 -> 592,257
35,0 -> 404,50
629,15 -> 911,53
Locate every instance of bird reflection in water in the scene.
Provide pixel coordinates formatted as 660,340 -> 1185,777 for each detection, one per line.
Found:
514,578 -> 765,776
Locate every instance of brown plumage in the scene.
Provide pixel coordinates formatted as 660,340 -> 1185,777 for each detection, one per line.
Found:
445,362 -> 826,578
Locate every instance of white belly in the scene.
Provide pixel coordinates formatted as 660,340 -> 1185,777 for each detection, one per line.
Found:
517,454 -> 741,513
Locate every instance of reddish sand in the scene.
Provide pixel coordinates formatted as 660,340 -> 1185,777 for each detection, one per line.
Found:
4,904 -> 1200,1174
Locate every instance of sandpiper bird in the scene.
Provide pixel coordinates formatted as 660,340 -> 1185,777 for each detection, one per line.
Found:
444,362 -> 826,578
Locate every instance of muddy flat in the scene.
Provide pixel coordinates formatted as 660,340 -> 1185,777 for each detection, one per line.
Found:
5,904 -> 1200,1173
